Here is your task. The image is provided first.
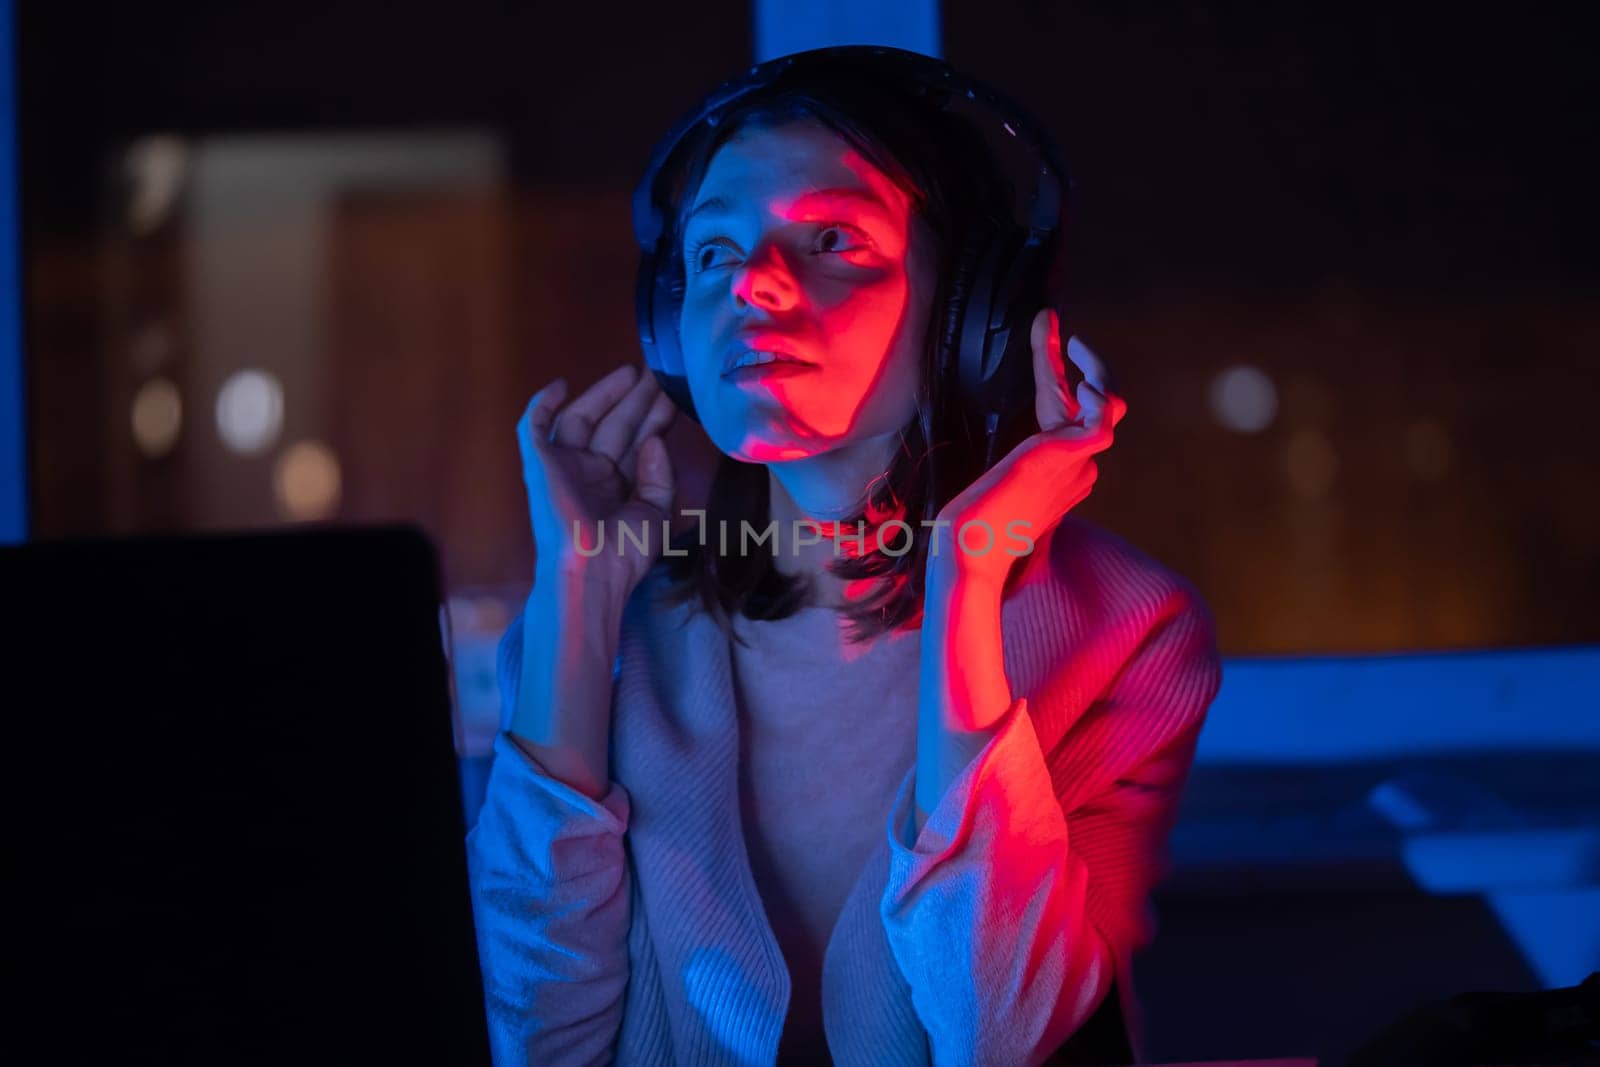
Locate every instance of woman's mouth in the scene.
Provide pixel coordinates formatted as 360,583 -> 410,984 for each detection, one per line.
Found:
720,348 -> 818,379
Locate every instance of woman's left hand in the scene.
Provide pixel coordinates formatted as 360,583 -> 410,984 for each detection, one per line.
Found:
928,308 -> 1126,589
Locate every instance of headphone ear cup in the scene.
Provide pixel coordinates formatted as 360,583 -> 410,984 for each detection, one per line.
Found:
947,225 -> 1049,467
940,233 -> 988,416
984,231 -> 1049,449
638,245 -> 700,423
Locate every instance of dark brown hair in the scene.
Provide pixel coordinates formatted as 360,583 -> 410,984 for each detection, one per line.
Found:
654,68 -> 1046,645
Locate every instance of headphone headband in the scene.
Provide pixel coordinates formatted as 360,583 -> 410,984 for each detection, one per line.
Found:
633,46 -> 1068,246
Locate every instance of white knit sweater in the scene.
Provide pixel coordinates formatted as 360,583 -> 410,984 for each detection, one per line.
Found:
465,515 -> 1223,1065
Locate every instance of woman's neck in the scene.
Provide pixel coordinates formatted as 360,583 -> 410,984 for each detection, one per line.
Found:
764,429 -> 904,611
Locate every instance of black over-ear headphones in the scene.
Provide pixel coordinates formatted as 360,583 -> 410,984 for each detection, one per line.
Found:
631,45 -> 1072,470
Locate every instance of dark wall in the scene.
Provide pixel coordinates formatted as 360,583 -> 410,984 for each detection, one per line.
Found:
18,1 -> 1600,651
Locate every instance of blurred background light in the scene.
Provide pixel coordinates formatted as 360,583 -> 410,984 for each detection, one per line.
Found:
124,135 -> 189,236
273,439 -> 341,520
215,369 -> 283,455
1209,364 -> 1279,434
129,377 -> 182,458
1283,427 -> 1339,500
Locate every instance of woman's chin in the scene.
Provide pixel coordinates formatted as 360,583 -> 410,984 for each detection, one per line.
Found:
748,442 -> 829,464
722,436 -> 826,465
704,415 -> 831,465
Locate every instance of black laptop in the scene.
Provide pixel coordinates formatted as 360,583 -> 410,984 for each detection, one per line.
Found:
2,524 -> 490,1064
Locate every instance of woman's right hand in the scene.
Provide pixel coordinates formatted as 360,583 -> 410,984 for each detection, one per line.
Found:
517,364 -> 679,605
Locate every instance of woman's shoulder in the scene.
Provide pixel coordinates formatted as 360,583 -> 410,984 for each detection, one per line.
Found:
1009,514 -> 1220,662
1006,516 -> 1224,764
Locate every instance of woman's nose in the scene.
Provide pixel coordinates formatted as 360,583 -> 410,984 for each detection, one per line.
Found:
731,243 -> 798,311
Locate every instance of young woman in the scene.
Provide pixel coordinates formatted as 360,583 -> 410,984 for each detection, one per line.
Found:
468,48 -> 1222,1066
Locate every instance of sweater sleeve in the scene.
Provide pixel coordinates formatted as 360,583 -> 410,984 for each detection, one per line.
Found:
879,590 -> 1221,1067
463,612 -> 633,1067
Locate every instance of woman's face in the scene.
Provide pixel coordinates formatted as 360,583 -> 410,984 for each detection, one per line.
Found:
677,119 -> 936,464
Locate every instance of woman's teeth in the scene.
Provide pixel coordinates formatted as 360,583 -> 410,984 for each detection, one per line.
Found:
732,350 -> 790,370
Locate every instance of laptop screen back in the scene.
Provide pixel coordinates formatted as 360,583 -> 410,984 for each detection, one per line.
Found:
3,524 -> 490,1064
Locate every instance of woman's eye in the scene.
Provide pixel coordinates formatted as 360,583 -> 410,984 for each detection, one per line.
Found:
814,224 -> 869,255
685,224 -> 869,274
687,240 -> 735,273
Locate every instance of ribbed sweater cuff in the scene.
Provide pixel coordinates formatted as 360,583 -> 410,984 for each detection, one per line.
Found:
884,695 -> 1058,868
477,731 -> 632,884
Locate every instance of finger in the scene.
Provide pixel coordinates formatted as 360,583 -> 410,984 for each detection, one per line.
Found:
1041,409 -> 1116,457
1066,336 -> 1109,395
519,378 -> 569,459
1077,382 -> 1128,433
551,364 -> 640,449
590,366 -> 661,464
1032,309 -> 1079,431
1105,391 -> 1128,429
628,435 -> 675,518
620,388 -> 678,478
1077,379 -> 1106,428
